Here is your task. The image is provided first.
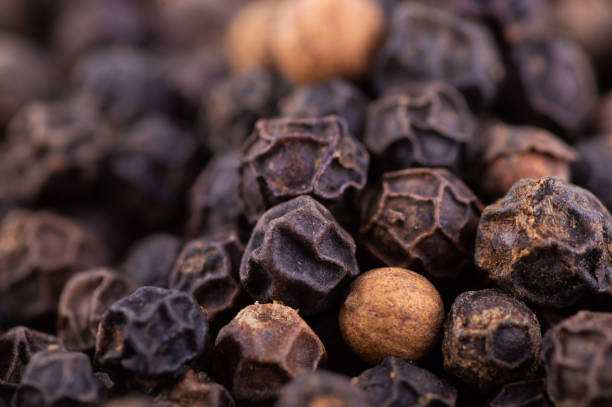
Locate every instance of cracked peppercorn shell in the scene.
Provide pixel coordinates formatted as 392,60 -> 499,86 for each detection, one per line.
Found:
541,311 -> 612,407
360,168 -> 482,286
240,196 -> 359,316
572,134 -> 612,213
353,356 -> 457,407
122,234 -> 183,288
474,177 -> 612,308
212,303 -> 326,403
487,379 -> 552,407
156,370 -> 235,407
442,289 -> 542,393
57,268 -> 136,352
276,371 -> 372,407
0,210 -> 110,322
373,2 -> 505,106
270,0 -> 384,84
13,350 -> 106,407
479,123 -> 578,201
95,287 -> 209,388
364,82 -> 475,174
238,115 -> 369,226
169,232 -> 244,326
339,267 -> 444,365
279,78 -> 368,140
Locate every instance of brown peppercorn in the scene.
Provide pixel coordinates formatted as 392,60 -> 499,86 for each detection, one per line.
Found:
572,134 -> 612,213
478,122 -> 578,201
121,234 -> 183,288
240,196 -> 359,316
270,0 -> 385,84
487,379 -> 552,407
339,267 -> 444,365
239,116 -> 369,227
156,370 -> 235,407
360,168 -> 482,286
212,302 -> 326,403
442,289 -> 542,393
541,311 -> 612,407
57,268 -> 136,352
276,371 -> 372,407
365,82 -> 475,175
0,210 -> 109,322
475,177 -> 612,308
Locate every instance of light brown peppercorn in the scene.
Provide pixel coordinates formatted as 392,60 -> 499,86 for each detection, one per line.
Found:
270,0 -> 385,84
339,267 -> 444,365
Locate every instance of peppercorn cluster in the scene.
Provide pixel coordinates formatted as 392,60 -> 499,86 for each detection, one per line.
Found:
1,1 -> 612,406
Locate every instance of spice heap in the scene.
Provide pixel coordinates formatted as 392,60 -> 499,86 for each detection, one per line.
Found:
1,0 -> 611,406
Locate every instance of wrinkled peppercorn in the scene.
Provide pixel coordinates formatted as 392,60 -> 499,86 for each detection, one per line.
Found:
57,268 -> 136,352
573,134 -> 612,213
373,2 -> 505,106
487,379 -> 552,407
360,168 -> 482,286
279,79 -> 368,140
443,289 -> 542,393
239,116 -> 369,226
95,287 -> 210,390
475,177 -> 612,308
156,370 -> 235,407
13,350 -> 106,407
0,96 -> 115,203
276,371 -> 372,407
122,234 -> 183,288
213,302 -> 326,403
365,82 -> 475,175
353,356 -> 458,407
240,196 -> 359,315
478,122 -> 578,201
169,232 -> 244,327
0,210 -> 109,322
340,268 -> 444,364
541,311 -> 612,407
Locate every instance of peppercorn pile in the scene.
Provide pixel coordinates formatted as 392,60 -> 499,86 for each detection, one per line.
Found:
1,1 -> 612,406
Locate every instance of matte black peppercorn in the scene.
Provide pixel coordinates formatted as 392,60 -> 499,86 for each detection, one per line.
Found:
102,396 -> 171,407
156,370 -> 235,407
442,290 -> 542,393
572,134 -> 612,213
240,196 -> 359,315
353,356 -> 457,407
487,379 -> 552,407
475,177 -> 612,308
122,234 -> 183,288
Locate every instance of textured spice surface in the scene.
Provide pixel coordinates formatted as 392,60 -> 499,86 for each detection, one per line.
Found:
487,379 -> 552,407
156,370 -> 235,407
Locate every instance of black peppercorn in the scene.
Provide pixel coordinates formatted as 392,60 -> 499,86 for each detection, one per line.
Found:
122,234 -> 183,288
572,134 -> 612,213
487,379 -> 552,407
156,370 -> 235,407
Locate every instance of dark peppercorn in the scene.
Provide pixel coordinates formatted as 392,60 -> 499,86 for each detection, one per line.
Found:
442,289 -> 542,393
365,82 -> 475,175
572,134 -> 612,212
541,311 -> 612,407
373,2 -> 505,106
121,234 -> 183,288
13,350 -> 106,407
487,379 -> 552,407
0,0 -> 29,34
0,210 -> 109,322
102,395 -> 172,407
353,356 -> 458,407
95,287 -> 210,390
57,268 -> 136,352
169,232 -> 244,327
240,196 -> 359,316
279,78 -> 368,140
475,177 -> 612,308
477,122 -> 578,201
276,371 -> 372,407
596,92 -> 612,134
212,302 -> 326,403
360,168 -> 482,286
156,370 -> 235,407
238,116 -> 369,227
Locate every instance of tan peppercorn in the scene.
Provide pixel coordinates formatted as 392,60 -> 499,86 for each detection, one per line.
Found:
270,0 -> 385,84
339,267 -> 444,365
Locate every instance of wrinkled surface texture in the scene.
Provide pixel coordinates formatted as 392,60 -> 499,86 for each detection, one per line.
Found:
360,168 -> 481,285
122,234 -> 182,288
487,379 -> 552,407
475,177 -> 612,308
366,82 -> 474,174
240,196 -> 359,315
156,370 -> 235,407
354,356 -> 457,407
442,290 -> 542,393
212,303 -> 326,403
239,116 -> 369,224
542,311 -> 612,407
95,287 -> 209,385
